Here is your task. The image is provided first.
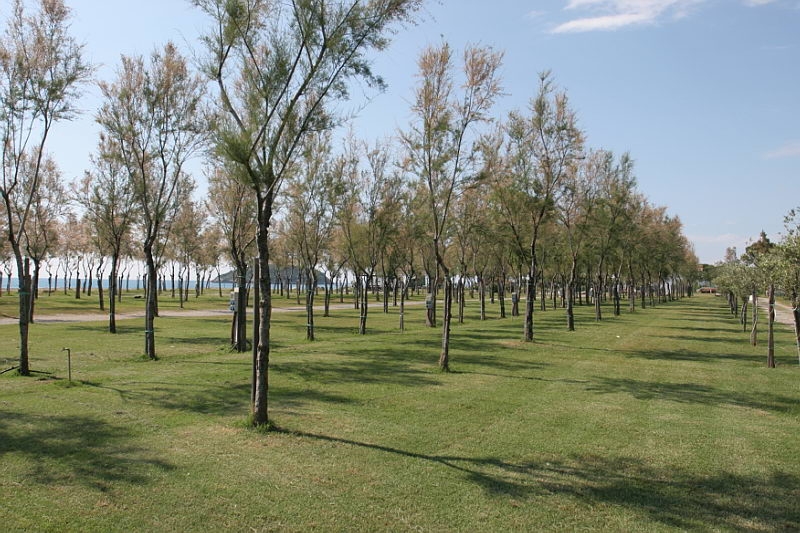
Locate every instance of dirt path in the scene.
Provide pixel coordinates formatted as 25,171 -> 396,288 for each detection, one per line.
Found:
0,300 -> 422,326
757,299 -> 796,328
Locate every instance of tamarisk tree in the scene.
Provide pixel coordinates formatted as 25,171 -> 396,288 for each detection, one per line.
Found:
194,0 -> 422,426
507,72 -> 583,342
0,0 -> 91,375
401,42 -> 502,371
97,42 -> 206,360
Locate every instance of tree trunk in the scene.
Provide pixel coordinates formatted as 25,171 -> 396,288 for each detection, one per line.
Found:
426,274 -> 437,328
567,258 -> 578,331
511,281 -> 519,317
628,263 -> 635,313
28,259 -> 40,323
523,253 -> 536,341
323,276 -> 332,317
539,272 -> 546,311
109,256 -> 118,334
499,275 -> 507,319
399,279 -> 406,331
478,276 -> 486,321
17,257 -> 31,376
457,278 -> 465,324
359,273 -> 369,335
767,284 -> 775,368
750,289 -> 758,346
383,276 -> 390,314
306,267 -> 315,341
741,300 -> 748,332
250,260 -> 260,410
439,274 -> 452,371
252,195 -> 272,427
234,269 -> 248,352
144,247 -> 158,361
594,280 -> 602,321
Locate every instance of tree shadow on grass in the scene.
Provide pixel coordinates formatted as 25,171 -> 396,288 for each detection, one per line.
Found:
158,334 -> 228,347
636,348 -> 766,364
585,377 -> 796,414
537,340 -> 766,365
281,429 -> 800,531
382,335 -> 550,374
63,323 -> 143,335
0,410 -> 173,492
661,323 -> 740,333
274,356 -> 443,388
83,378 -> 354,417
654,333 -> 747,344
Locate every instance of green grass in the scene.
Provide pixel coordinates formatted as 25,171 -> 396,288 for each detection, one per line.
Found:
0,284 -> 334,319
1,295 -> 799,531
0,285 -> 231,318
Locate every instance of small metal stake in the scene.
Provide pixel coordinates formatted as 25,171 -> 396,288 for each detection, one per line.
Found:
62,348 -> 71,382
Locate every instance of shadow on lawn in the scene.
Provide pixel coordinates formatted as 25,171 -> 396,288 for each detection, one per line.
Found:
585,377 -> 796,414
84,377 -> 355,417
0,411 -> 173,492
283,429 -> 800,531
538,340 -> 766,365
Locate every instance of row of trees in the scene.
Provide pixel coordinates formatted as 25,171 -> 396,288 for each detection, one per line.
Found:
2,0 -> 698,428
713,221 -> 800,368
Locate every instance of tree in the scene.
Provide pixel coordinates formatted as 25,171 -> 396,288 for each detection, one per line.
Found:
283,131 -> 343,340
74,136 -> 137,333
0,0 -> 91,375
401,42 -> 503,371
557,150 -> 597,330
22,154 -> 66,320
744,230 -> 774,261
170,197 -> 205,307
97,42 -> 206,360
340,138 -> 400,335
584,151 -> 636,321
207,162 -> 257,350
195,0 -> 422,426
779,211 -> 800,363
505,72 -> 583,342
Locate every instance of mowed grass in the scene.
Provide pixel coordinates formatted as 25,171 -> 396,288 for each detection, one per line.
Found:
0,285 -> 234,318
1,294 -> 799,531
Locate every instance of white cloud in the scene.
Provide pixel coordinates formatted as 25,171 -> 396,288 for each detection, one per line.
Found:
743,0 -> 776,6
765,140 -> 800,159
553,12 -> 652,32
550,0 -> 778,33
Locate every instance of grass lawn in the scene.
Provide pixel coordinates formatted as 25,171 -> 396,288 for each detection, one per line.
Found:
1,294 -> 799,531
0,284 -> 334,320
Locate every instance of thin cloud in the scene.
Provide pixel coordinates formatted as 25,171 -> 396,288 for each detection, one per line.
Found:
765,140 -> 800,159
551,0 -> 705,33
550,0 -> 778,34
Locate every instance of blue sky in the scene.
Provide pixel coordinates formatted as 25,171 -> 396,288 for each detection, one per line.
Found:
28,0 -> 800,264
